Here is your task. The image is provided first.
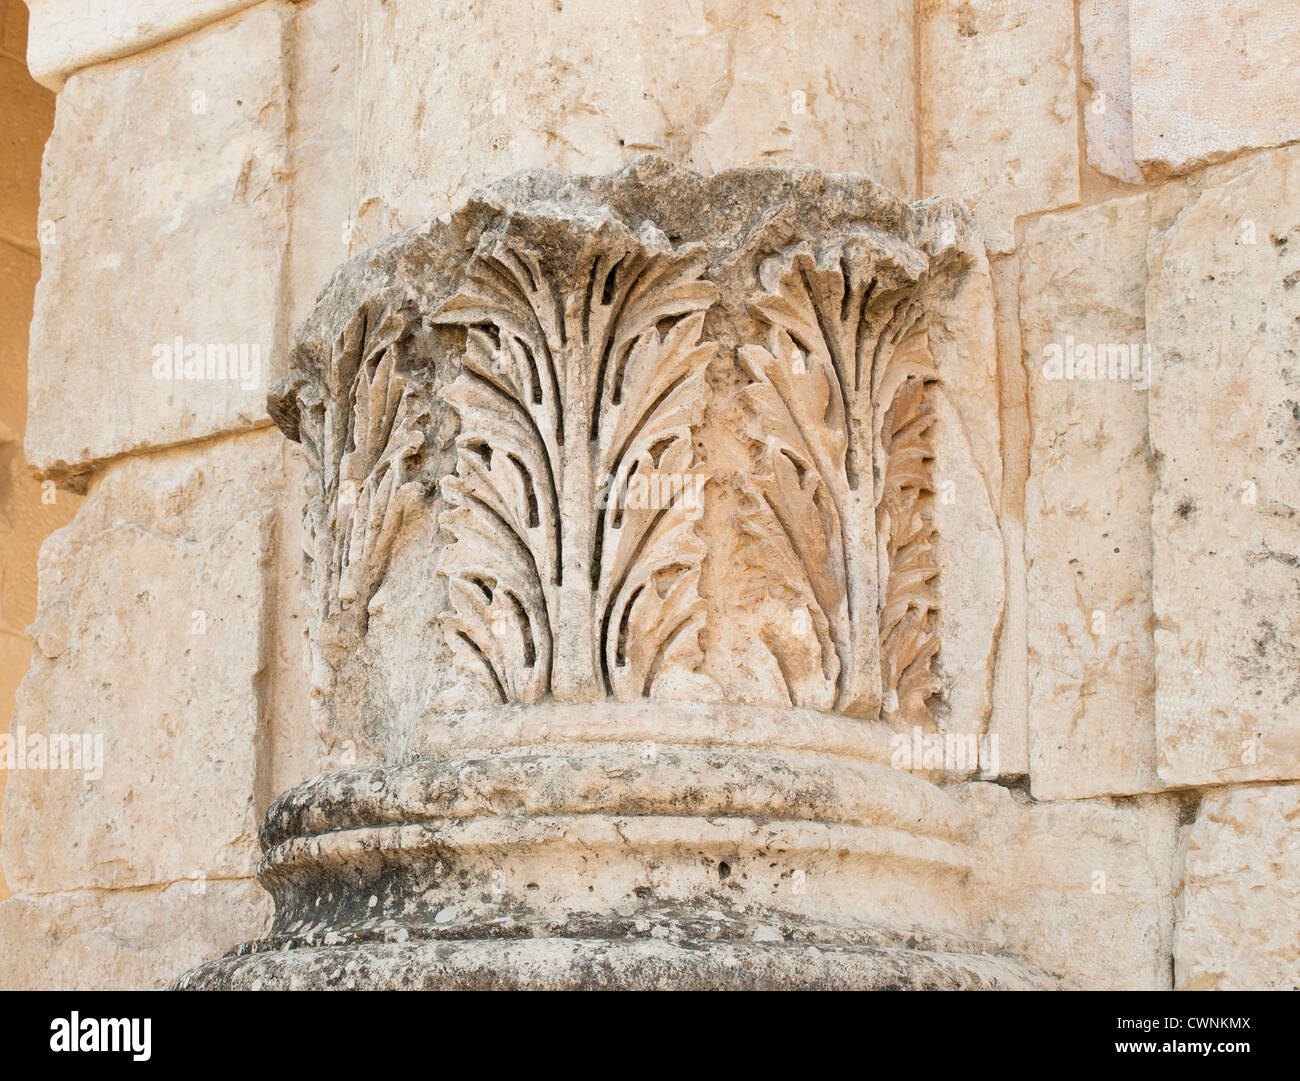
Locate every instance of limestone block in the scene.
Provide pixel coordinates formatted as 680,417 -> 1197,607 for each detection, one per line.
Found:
1146,145 -> 1300,787
23,0 -> 265,91
919,0 -> 1079,254
0,430 -> 288,892
350,0 -> 916,246
960,782 -> 1180,991
1174,784 -> 1300,991
0,628 -> 29,898
0,51 -> 53,252
1080,0 -> 1142,185
988,253 -> 1029,776
286,0 -> 358,327
0,879 -> 272,989
25,3 -> 290,480
258,443 -> 322,803
1021,195 -> 1159,799
1130,0 -> 1300,177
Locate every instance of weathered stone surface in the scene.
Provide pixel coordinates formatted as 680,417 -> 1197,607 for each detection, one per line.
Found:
180,934 -> 1043,991
258,442 -> 321,805
286,0 -> 357,327
988,253 -> 1029,776
919,0 -> 1080,254
1174,783 -> 1300,990
1022,195 -> 1159,799
0,879 -> 271,989
0,629 -> 28,898
925,253 -> 1005,742
25,3 -> 289,480
271,159 -> 999,760
13,1 -> 1299,994
23,0 -> 265,91
349,0 -> 916,248
1147,145 -> 1300,787
959,783 -> 1180,991
180,159 -> 1035,989
179,720 -> 1051,990
1,430 -> 288,892
1080,0 -> 1142,185
1130,0 -> 1300,178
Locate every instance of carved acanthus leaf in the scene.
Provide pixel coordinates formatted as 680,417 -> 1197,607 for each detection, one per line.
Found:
335,344 -> 428,609
739,248 -> 881,716
738,334 -> 846,709
596,313 -> 712,700
435,223 -> 716,704
876,328 -> 941,730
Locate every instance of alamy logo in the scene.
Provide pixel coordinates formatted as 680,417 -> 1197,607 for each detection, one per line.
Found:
50,1013 -> 151,1061
0,727 -> 103,781
889,727 -> 1000,775
596,471 -> 707,521
1040,336 -> 1152,388
151,336 -> 262,389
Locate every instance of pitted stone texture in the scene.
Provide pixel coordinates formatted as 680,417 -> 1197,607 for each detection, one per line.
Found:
1130,0 -> 1300,178
925,248 -> 1005,743
349,0 -> 916,247
0,879 -> 271,990
1,430 -> 289,892
1080,0 -> 1142,185
919,0 -> 1080,254
0,630 -> 28,898
176,742 -> 1052,990
287,0 -> 358,328
23,0 -> 265,91
25,3 -> 289,480
960,783 -> 1180,991
176,933 -> 1045,991
1147,145 -> 1300,787
1174,784 -> 1300,991
1021,196 -> 1159,800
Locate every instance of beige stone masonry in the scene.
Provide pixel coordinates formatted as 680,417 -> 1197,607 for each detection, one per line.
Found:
1079,0 -> 1142,186
1,430 -> 289,893
961,783 -> 1180,991
919,0 -> 1080,255
1147,144 -> 1300,788
1021,194 -> 1158,800
25,2 -> 291,481
23,0 -> 265,91
349,0 -> 917,247
0,879 -> 271,989
1130,0 -> 1300,178
1174,783 -> 1300,991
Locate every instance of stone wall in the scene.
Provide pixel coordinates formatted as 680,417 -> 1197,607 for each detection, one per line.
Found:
0,0 -> 80,903
1,0 -> 1296,989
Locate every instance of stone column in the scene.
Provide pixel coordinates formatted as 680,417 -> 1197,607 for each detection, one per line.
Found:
177,158 -> 1044,990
